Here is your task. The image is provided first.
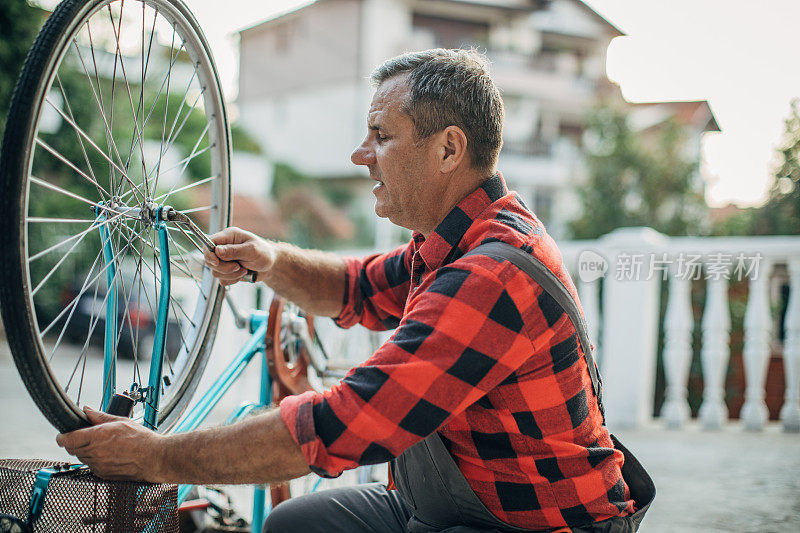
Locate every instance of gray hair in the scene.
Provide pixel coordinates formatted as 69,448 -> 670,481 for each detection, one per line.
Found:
371,49 -> 504,176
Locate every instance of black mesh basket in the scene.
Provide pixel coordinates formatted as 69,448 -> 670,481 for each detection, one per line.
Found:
0,459 -> 179,532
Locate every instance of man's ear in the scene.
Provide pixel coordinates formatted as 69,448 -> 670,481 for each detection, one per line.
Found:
439,125 -> 468,173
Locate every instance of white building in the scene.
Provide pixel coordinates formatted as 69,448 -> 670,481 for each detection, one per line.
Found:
236,0 -> 712,243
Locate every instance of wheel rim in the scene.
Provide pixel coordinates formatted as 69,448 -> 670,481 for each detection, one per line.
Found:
266,296 -> 319,397
18,0 -> 229,430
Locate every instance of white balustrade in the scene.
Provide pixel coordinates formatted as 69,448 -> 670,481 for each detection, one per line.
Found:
698,275 -> 731,430
577,277 -> 602,364
780,258 -> 800,432
559,231 -> 800,431
598,228 -> 666,430
198,232 -> 800,434
740,259 -> 774,431
661,265 -> 694,428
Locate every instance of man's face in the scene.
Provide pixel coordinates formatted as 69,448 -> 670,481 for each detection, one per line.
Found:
351,75 -> 441,233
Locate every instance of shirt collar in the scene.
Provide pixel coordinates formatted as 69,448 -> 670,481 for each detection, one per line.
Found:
413,172 -> 508,272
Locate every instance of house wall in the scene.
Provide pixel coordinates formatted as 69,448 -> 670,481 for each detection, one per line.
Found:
235,0 -> 674,241
239,81 -> 367,177
238,0 -> 362,102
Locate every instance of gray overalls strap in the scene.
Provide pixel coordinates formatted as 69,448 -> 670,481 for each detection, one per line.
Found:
391,241 -> 655,533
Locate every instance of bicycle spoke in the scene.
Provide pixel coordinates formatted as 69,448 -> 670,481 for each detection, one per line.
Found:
74,277 -> 103,405
11,0 -> 231,431
129,230 -> 195,364
145,83 -> 204,186
154,174 -> 218,203
132,222 -> 147,386
170,232 -> 209,271
54,74 -> 106,203
62,234 -> 139,393
167,299 -> 190,356
125,37 -> 187,175
35,134 -> 111,199
42,245 -> 105,341
127,49 -> 195,183
170,239 -> 208,271
86,21 -> 115,195
115,224 -> 168,321
115,229 -> 181,375
142,232 -> 200,330
132,224 -> 205,285
112,222 -> 147,363
42,219 -> 140,330
31,219 -> 100,297
72,37 -> 128,187
105,2 -> 150,187
119,1 -> 157,199
180,204 -> 215,215
154,28 -> 177,193
28,210 -> 124,263
28,217 -> 97,224
166,223 -> 205,256
151,144 -> 212,187
143,224 -> 181,376
28,175 -> 140,224
86,222 -> 154,402
39,102 -> 143,201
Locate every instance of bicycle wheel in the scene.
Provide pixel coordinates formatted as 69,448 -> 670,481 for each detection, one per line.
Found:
0,0 -> 231,433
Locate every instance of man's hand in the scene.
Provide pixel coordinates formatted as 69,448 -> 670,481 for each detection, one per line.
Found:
56,406 -> 164,482
204,227 -> 276,286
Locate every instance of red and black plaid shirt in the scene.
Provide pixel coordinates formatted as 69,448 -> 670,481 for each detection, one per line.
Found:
280,173 -> 635,529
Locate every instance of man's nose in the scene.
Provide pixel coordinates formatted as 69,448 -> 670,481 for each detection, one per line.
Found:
351,139 -> 375,166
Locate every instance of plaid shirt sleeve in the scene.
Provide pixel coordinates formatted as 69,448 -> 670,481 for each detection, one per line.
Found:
334,242 -> 413,330
281,256 -> 556,478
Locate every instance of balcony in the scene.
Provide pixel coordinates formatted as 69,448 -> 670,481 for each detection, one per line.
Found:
556,228 -> 800,430
488,49 -> 596,103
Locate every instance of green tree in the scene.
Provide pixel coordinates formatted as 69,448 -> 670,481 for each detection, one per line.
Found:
752,99 -> 800,235
713,99 -> 800,236
0,0 -> 46,138
570,104 -> 706,239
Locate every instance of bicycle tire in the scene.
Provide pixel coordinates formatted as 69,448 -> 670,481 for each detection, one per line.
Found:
0,0 -> 231,433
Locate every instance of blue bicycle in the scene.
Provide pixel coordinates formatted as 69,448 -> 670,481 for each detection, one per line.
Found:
0,0 -> 349,529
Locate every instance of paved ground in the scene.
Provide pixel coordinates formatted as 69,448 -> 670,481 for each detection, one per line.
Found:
2,340 -> 799,532
613,424 -> 800,532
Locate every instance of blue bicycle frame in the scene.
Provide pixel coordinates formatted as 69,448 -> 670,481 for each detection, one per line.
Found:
97,206 -> 275,532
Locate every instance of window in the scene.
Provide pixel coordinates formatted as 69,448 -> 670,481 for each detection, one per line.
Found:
411,13 -> 489,49
533,187 -> 553,225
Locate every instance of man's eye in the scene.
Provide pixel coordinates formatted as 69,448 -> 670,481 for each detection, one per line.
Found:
377,133 -> 388,142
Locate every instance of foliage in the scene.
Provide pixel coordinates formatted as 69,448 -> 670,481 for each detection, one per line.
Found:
751,99 -> 800,235
0,0 -> 46,139
270,162 -> 365,249
231,124 -> 262,154
2,2 -> 268,318
271,161 -> 311,198
569,104 -> 706,239
710,100 -> 800,236
710,207 -> 758,236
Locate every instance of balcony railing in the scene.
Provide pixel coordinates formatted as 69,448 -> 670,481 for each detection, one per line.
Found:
220,227 -> 800,435
560,227 -> 800,433
502,138 -> 552,157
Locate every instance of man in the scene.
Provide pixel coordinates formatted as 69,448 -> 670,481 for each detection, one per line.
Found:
58,49 -> 647,532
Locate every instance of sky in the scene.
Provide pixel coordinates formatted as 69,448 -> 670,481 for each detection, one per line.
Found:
36,0 -> 800,208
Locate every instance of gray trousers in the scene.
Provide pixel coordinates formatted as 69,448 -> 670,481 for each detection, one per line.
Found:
262,483 -> 502,533
262,482 -> 640,533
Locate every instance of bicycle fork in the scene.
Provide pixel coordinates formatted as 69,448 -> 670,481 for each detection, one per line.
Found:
144,209 -> 172,429
96,205 -> 171,430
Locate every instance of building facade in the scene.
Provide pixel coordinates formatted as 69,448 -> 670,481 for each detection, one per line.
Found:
236,0 -> 712,244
